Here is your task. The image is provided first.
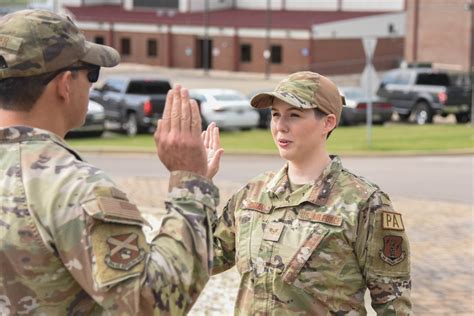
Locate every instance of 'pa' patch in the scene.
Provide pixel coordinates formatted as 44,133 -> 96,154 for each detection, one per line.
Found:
105,233 -> 146,271
382,211 -> 404,231
379,235 -> 406,265
263,222 -> 285,242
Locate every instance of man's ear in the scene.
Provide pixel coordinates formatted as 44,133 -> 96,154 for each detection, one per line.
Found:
324,114 -> 337,134
55,71 -> 73,104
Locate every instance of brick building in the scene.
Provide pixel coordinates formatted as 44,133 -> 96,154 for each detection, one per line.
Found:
62,0 -> 406,75
405,0 -> 474,73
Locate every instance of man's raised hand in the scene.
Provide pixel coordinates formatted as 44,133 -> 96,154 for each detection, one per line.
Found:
154,85 -> 208,177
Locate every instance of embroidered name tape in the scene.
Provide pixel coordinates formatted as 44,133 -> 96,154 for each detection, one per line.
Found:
298,210 -> 343,226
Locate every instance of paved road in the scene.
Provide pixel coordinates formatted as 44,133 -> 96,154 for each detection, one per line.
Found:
83,153 -> 473,204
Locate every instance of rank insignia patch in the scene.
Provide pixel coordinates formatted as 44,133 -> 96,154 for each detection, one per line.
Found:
379,235 -> 406,266
263,221 -> 285,242
105,233 -> 145,271
382,211 -> 404,231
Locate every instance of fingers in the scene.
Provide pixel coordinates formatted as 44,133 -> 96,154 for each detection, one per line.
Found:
203,123 -> 213,149
180,88 -> 191,134
160,89 -> 174,133
170,85 -> 182,132
211,123 -> 221,151
190,99 -> 202,136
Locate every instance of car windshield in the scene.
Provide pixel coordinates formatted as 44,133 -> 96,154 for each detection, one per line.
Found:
213,93 -> 247,101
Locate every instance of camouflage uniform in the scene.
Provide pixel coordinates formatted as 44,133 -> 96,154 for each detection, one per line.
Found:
0,126 -> 219,315
212,156 -> 411,315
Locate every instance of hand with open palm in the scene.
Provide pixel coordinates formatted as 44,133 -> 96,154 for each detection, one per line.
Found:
202,122 -> 224,180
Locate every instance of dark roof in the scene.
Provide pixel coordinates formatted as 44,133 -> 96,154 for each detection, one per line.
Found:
66,5 -> 390,29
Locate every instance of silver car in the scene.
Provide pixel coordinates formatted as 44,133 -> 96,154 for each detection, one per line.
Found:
339,86 -> 393,126
189,89 -> 259,130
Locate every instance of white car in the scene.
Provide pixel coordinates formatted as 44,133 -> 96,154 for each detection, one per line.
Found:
189,89 -> 259,130
67,100 -> 106,137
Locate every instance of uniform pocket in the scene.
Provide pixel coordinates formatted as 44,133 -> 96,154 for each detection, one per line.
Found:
281,224 -> 329,284
235,200 -> 271,274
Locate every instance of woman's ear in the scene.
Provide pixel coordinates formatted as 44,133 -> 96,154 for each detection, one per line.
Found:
55,71 -> 73,104
324,114 -> 337,134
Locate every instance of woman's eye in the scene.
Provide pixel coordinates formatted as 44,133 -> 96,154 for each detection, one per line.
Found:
271,112 -> 279,117
290,113 -> 300,118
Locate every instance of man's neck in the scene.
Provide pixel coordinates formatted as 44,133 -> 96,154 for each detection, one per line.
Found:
0,109 -> 66,138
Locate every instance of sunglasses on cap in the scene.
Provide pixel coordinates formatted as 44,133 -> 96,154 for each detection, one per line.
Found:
43,65 -> 101,85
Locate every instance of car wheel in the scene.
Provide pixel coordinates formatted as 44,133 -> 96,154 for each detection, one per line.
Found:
455,113 -> 470,123
125,113 -> 138,136
412,102 -> 433,125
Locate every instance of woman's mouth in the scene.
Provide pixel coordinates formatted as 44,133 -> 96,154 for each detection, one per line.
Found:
277,139 -> 291,148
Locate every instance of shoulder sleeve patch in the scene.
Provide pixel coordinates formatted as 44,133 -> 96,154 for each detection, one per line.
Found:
382,211 -> 405,231
91,223 -> 148,289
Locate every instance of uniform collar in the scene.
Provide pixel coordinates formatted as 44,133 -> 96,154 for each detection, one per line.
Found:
0,126 -> 83,161
265,155 -> 343,207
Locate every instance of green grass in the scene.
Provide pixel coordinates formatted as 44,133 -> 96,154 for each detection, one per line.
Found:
67,124 -> 474,155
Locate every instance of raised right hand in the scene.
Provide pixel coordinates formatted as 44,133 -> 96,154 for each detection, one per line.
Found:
154,85 -> 208,177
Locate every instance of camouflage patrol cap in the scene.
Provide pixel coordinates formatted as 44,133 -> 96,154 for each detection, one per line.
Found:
0,9 -> 120,80
250,71 -> 345,124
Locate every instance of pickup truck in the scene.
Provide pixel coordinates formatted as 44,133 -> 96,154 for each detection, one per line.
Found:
90,76 -> 172,135
376,67 -> 472,124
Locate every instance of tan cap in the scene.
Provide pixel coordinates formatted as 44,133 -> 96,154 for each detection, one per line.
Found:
0,9 -> 120,79
250,71 -> 345,124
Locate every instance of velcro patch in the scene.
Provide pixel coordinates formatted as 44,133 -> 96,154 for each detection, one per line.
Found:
91,224 -> 147,288
0,35 -> 22,52
263,222 -> 285,242
298,210 -> 343,226
382,211 -> 404,231
105,233 -> 146,271
379,235 -> 406,266
97,197 -> 143,225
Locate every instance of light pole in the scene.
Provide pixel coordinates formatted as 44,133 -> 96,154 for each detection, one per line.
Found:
203,0 -> 209,75
264,0 -> 271,79
468,1 -> 474,125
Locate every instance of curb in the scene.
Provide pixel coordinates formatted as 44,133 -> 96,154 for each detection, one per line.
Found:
73,146 -> 474,158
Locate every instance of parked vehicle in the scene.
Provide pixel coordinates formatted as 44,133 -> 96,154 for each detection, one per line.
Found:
339,86 -> 393,126
67,99 -> 105,137
376,67 -> 472,124
90,75 -> 172,135
247,89 -> 273,129
189,89 -> 259,130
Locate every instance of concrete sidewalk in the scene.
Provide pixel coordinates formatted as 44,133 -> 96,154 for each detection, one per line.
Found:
116,176 -> 474,315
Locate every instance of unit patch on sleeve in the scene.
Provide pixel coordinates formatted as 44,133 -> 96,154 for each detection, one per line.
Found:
379,235 -> 406,266
382,211 -> 404,231
105,233 -> 146,271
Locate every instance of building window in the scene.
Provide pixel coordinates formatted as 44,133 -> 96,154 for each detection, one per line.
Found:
240,44 -> 251,63
94,36 -> 105,45
121,38 -> 131,56
147,39 -> 158,57
134,0 -> 178,9
271,45 -> 282,64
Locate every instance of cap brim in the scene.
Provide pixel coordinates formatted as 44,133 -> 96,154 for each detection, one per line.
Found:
81,41 -> 120,67
250,91 -> 307,109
